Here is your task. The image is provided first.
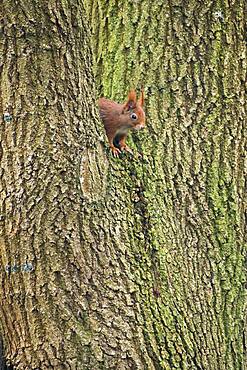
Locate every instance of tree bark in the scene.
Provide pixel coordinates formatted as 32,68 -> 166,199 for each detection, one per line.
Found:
0,0 -> 246,369
0,1 -> 105,368
87,0 -> 247,369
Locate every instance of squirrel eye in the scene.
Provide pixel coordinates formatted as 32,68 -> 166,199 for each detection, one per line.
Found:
131,113 -> 137,120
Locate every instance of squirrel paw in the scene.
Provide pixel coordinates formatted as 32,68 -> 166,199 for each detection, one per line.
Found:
121,145 -> 133,154
111,147 -> 121,157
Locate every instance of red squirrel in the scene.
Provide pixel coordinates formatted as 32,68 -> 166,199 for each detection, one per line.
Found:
98,89 -> 145,156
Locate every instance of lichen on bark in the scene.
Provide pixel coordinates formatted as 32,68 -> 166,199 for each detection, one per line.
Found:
87,0 -> 246,368
0,0 -> 246,369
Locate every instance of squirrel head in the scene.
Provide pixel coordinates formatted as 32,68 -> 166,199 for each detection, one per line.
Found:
122,89 -> 145,130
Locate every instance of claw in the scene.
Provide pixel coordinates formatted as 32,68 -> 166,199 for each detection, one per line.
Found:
124,146 -> 133,154
120,145 -> 133,154
111,147 -> 121,157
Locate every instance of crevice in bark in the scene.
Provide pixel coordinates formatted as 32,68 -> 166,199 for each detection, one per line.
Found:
0,337 -> 13,370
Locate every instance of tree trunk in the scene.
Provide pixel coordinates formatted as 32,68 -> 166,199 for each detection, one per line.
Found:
0,1 -> 105,368
87,0 -> 247,369
0,0 -> 246,369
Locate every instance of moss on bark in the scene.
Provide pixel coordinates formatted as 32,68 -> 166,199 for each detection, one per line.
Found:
0,0 -> 246,369
87,0 -> 246,368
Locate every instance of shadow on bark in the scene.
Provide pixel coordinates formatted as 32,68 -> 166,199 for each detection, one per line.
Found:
0,338 -> 13,370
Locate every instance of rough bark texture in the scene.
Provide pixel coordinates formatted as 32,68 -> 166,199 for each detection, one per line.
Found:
0,0 -> 246,369
86,0 -> 247,369
0,1 -> 106,368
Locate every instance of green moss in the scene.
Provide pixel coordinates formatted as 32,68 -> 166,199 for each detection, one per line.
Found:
86,0 -> 246,368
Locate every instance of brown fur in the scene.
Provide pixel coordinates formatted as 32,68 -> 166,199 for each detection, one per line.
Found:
98,90 -> 145,156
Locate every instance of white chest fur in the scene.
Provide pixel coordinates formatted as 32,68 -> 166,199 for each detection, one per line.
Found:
116,126 -> 130,135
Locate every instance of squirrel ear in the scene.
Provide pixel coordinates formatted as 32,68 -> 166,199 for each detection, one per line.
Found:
123,90 -> 137,111
138,88 -> 144,107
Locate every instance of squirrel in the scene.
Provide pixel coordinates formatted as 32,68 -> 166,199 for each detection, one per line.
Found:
98,89 -> 145,157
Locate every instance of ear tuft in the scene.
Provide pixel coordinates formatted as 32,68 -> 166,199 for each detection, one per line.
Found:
123,89 -> 137,111
138,88 -> 144,107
